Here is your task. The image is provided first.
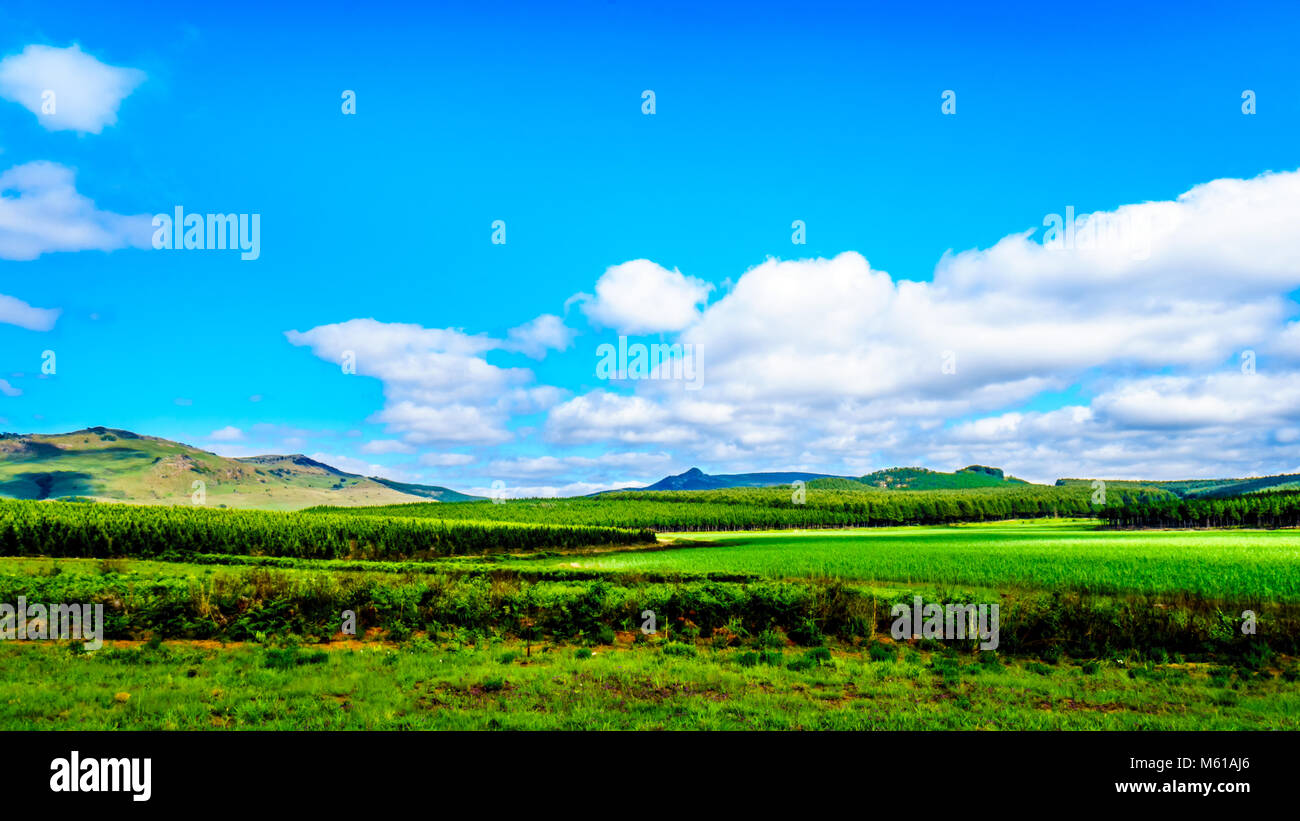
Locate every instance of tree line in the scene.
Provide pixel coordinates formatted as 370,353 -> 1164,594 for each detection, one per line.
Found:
0,499 -> 653,560
1101,490 -> 1300,529
320,484 -> 1176,531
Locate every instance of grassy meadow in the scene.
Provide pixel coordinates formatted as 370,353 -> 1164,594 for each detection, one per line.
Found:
517,520 -> 1300,600
2,636 -> 1296,730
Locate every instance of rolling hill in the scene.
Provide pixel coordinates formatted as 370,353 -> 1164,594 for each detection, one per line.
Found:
851,465 -> 1029,490
631,464 -> 1031,492
0,428 -> 479,510
638,467 -> 845,491
1057,473 -> 1300,499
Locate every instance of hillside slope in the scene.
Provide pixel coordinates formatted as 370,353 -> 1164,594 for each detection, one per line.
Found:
640,467 -> 845,491
0,428 -> 477,510
853,465 -> 1029,490
1056,474 -> 1300,499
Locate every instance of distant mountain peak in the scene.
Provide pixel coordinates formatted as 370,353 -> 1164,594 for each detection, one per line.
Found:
639,467 -> 844,492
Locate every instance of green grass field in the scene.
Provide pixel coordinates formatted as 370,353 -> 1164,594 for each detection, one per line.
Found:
512,520 -> 1300,601
1,638 -> 1296,730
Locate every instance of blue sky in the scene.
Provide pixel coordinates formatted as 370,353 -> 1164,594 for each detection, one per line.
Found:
2,0 -> 1299,494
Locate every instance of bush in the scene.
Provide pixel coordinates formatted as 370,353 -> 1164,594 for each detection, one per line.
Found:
868,643 -> 896,663
788,647 -> 833,671
787,617 -> 824,647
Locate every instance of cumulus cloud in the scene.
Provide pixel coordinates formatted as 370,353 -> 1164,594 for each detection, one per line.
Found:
0,44 -> 145,133
505,314 -> 575,358
208,426 -> 244,442
574,259 -> 713,334
486,451 -> 672,481
359,439 -> 415,455
0,161 -> 152,260
0,292 -> 60,330
418,452 -> 476,467
286,317 -> 569,447
466,479 -> 643,499
544,168 -> 1300,481
940,371 -> 1300,482
283,169 -> 1300,489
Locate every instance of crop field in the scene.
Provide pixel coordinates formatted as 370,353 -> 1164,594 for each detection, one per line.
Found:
516,520 -> 1300,601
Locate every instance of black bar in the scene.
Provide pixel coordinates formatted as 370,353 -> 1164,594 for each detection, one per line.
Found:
8,730 -> 1288,809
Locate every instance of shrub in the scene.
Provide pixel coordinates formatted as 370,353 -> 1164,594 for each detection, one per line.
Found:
868,643 -> 896,663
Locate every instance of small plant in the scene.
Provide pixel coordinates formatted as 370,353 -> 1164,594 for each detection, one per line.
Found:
263,646 -> 328,669
574,648 -> 592,660
787,617 -> 824,647
386,623 -> 413,643
663,643 -> 697,658
97,558 -> 129,575
788,647 -> 833,672
868,643 -> 896,663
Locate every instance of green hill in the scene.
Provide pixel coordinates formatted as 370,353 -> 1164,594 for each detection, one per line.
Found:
850,465 -> 1029,490
0,428 -> 477,510
1056,474 -> 1300,499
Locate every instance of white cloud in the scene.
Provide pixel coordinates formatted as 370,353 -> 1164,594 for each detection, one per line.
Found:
0,44 -> 145,133
0,292 -> 59,330
940,371 -> 1300,482
575,259 -> 713,334
0,162 -> 152,260
543,168 -> 1300,481
208,426 -> 244,442
359,439 -> 415,455
279,169 -> 1300,489
418,452 -> 476,467
466,479 -> 643,499
486,451 -> 672,480
286,318 -> 567,447
505,314 -> 575,358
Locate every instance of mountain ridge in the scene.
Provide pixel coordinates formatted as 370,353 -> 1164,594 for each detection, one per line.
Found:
5,428 -> 1298,507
